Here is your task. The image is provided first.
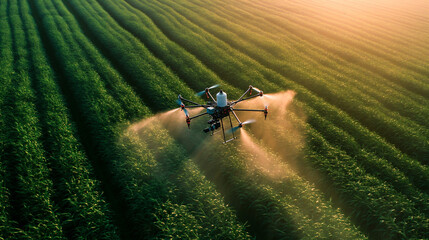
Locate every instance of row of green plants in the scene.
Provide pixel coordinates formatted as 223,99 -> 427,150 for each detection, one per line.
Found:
20,0 -> 120,238
2,0 -> 63,238
153,0 -> 429,164
0,1 -> 25,237
32,0 -> 252,238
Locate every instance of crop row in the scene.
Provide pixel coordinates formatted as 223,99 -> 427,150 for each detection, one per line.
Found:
20,0 -> 120,238
2,0 -> 63,238
31,0 -> 251,238
152,0 -> 429,164
0,1 -> 25,237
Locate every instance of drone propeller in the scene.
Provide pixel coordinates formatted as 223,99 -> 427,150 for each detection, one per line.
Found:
227,119 -> 256,134
183,108 -> 189,117
252,87 -> 262,93
196,84 -> 220,97
176,96 -> 189,116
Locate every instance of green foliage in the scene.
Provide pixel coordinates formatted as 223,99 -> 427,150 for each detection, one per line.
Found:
20,0 -> 119,238
2,0 -> 428,238
2,0 -> 63,238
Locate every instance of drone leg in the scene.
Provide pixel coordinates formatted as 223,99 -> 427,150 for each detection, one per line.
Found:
230,109 -> 241,124
221,118 -> 226,143
228,114 -> 235,139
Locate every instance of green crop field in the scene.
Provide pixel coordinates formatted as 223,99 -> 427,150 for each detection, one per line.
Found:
0,0 -> 428,239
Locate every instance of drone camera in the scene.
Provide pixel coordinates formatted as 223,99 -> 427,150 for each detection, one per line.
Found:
203,122 -> 221,133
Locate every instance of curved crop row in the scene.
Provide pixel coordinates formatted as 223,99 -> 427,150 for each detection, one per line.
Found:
0,1 -> 26,237
20,0 -> 120,238
2,0 -> 63,238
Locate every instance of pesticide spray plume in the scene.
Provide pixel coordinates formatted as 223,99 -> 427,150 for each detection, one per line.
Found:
127,90 -> 305,182
239,129 -> 294,179
234,90 -> 307,171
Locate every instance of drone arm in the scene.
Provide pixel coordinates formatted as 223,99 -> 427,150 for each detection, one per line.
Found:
235,86 -> 252,103
230,109 -> 242,124
207,91 -> 217,103
231,94 -> 261,105
179,96 -> 201,106
190,112 -> 208,120
185,105 -> 208,109
232,108 -> 264,112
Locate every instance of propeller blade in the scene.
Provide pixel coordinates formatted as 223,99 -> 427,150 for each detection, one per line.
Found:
227,119 -> 255,134
242,119 -> 256,125
196,90 -> 205,96
195,84 -> 220,96
176,98 -> 182,106
183,108 -> 189,117
252,87 -> 262,93
208,84 -> 220,90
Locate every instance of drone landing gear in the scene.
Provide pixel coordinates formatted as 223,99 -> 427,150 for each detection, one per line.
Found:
222,114 -> 237,144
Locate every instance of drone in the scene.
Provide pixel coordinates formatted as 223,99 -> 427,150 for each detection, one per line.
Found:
176,85 -> 268,143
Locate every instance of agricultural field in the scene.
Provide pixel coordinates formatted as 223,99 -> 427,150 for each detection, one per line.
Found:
0,0 -> 428,239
